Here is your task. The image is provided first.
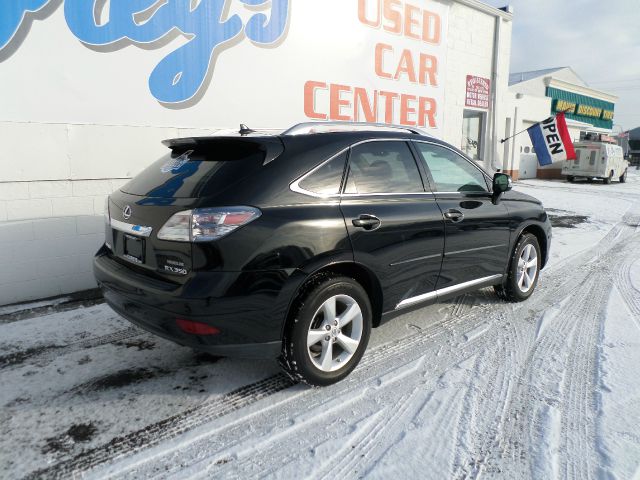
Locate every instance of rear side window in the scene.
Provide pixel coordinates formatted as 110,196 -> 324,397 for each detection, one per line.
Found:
344,141 -> 424,194
414,143 -> 489,193
589,150 -> 596,165
298,151 -> 347,195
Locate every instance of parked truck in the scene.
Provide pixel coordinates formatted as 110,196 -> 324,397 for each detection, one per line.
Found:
562,138 -> 628,184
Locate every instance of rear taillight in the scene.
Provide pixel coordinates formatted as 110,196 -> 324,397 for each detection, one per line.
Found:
176,319 -> 221,335
157,207 -> 261,242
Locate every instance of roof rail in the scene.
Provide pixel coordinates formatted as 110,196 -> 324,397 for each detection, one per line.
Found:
282,121 -> 430,137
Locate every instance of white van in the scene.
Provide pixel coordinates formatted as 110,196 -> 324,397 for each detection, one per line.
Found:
562,142 -> 628,184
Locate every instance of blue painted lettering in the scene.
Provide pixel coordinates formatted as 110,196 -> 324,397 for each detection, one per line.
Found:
1,0 -> 290,104
0,0 -> 52,50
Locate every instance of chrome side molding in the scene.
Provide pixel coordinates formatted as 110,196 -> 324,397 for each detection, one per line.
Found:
396,274 -> 503,310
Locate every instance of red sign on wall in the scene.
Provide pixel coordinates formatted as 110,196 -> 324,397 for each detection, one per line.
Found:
465,75 -> 490,109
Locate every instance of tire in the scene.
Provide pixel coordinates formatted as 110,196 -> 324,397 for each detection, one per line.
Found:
280,275 -> 372,386
494,233 -> 541,302
620,169 -> 627,183
567,176 -> 575,183
603,171 -> 613,184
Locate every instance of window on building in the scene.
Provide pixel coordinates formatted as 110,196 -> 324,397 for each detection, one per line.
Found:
462,110 -> 485,160
344,141 -> 424,194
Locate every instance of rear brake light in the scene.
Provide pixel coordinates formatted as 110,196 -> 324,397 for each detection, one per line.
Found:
157,207 -> 261,242
176,319 -> 221,335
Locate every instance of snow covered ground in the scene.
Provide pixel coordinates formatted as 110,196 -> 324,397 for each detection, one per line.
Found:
1,171 -> 639,479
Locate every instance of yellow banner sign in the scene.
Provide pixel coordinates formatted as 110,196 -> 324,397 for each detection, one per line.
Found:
576,104 -> 603,118
554,99 -> 576,114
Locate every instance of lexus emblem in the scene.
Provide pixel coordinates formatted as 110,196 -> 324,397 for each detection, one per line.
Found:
123,205 -> 132,220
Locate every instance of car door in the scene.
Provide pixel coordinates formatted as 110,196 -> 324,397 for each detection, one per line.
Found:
339,140 -> 445,312
412,141 -> 511,290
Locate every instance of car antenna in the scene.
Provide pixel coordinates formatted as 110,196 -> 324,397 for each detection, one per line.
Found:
239,124 -> 255,136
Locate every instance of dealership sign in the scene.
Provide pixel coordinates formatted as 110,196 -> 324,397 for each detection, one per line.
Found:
0,1 -> 449,133
465,75 -> 490,109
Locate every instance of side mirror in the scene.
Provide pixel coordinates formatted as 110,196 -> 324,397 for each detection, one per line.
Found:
492,173 -> 512,204
493,173 -> 512,193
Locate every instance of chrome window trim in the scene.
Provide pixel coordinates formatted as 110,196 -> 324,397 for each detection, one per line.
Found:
110,218 -> 153,238
396,274 -> 503,310
289,147 -> 350,199
290,138 -> 429,198
290,138 -> 494,199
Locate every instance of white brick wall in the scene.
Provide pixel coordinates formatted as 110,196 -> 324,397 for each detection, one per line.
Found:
0,214 -> 106,305
0,176 -> 119,305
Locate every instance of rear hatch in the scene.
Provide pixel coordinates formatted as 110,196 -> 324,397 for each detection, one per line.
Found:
565,143 -> 601,174
106,136 -> 283,281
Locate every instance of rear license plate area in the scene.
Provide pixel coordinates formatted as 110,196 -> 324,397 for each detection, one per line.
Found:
123,234 -> 145,264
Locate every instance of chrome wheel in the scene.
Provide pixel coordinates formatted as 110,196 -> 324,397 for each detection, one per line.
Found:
306,294 -> 363,372
517,243 -> 538,293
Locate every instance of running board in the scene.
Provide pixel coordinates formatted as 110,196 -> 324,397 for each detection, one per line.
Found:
396,274 -> 503,310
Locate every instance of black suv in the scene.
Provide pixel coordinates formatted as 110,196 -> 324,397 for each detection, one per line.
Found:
94,122 -> 551,386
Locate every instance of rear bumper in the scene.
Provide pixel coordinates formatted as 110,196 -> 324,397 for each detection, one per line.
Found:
93,247 -> 295,358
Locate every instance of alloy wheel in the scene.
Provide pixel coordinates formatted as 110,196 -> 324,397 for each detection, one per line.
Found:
306,294 -> 363,372
517,244 -> 538,293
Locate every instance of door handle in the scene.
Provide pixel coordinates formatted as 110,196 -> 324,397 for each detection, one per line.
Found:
352,214 -> 381,231
444,209 -> 464,223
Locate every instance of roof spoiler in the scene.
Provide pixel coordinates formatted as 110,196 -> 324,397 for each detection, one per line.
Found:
161,136 -> 285,165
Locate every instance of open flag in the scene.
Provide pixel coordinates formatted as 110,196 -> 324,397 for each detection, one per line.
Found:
527,112 -> 577,166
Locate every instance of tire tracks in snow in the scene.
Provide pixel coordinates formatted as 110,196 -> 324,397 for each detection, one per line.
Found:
88,311 -> 513,479
492,221 -> 639,479
615,242 -> 640,331
104,216 -> 637,479
0,327 -> 143,370
24,374 -> 297,480
22,212 -> 640,479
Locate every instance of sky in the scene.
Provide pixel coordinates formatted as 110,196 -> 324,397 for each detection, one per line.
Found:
483,0 -> 640,132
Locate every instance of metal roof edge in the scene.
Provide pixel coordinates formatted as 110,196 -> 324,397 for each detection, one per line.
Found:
454,0 -> 513,20
545,78 -> 619,103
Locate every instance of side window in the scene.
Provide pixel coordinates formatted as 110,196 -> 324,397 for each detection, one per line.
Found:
414,143 -> 489,193
575,150 -> 581,161
344,141 -> 424,194
298,151 -> 347,195
589,150 -> 596,166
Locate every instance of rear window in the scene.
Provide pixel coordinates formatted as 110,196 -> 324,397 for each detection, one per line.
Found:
121,141 -> 266,199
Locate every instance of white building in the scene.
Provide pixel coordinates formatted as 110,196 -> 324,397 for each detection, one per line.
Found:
0,1 -> 513,305
501,67 -> 618,180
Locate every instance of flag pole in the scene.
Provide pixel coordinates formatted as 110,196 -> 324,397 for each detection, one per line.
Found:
500,125 -> 531,144
499,108 -> 574,144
